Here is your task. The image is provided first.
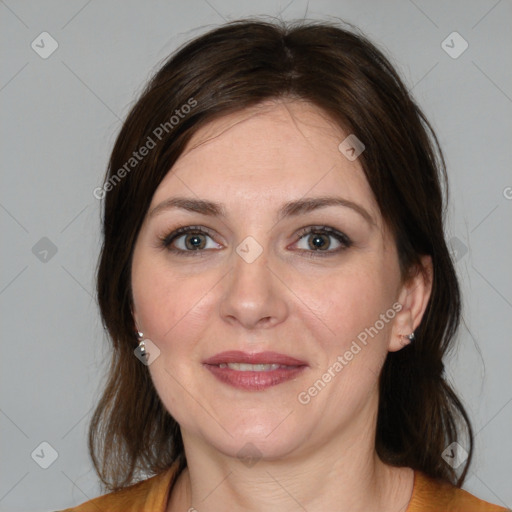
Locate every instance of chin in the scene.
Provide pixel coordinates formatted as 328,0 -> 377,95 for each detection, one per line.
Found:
184,410 -> 310,463
217,432 -> 304,464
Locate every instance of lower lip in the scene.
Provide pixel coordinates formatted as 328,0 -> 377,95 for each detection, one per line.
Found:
204,364 -> 307,390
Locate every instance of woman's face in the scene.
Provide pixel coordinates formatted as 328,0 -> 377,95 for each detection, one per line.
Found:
131,101 -> 418,461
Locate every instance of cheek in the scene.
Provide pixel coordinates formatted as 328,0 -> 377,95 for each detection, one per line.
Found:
291,263 -> 398,409
295,273 -> 395,408
294,261 -> 395,347
131,256 -> 216,425
132,255 -> 210,342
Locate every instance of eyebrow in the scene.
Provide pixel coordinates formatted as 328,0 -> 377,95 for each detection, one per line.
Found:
148,196 -> 375,226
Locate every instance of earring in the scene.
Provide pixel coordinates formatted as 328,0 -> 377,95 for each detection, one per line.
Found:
137,331 -> 146,357
400,332 -> 415,345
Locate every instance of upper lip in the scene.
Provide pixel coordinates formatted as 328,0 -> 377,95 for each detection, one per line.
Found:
203,351 -> 308,366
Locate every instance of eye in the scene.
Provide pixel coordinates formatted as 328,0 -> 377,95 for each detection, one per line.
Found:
160,226 -> 222,255
294,226 -> 352,255
159,224 -> 352,257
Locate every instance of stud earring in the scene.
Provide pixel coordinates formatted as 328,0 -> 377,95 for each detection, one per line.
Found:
400,332 -> 415,345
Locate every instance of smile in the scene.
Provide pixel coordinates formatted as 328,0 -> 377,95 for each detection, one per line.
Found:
217,363 -> 293,371
203,351 -> 308,390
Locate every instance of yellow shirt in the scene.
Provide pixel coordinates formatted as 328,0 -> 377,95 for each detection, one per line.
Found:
58,465 -> 508,511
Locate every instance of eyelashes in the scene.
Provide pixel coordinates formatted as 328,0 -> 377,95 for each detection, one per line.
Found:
159,225 -> 220,256
295,226 -> 352,256
158,224 -> 353,258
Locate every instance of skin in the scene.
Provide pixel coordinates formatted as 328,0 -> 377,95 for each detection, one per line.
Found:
131,100 -> 433,511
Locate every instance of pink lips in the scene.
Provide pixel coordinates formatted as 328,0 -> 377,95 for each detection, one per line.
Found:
203,351 -> 308,391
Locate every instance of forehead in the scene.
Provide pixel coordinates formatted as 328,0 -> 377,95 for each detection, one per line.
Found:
151,100 -> 380,225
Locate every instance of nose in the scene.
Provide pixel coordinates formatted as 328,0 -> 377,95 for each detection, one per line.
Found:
219,246 -> 289,330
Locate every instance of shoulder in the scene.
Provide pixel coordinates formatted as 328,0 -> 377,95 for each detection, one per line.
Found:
56,465 -> 178,512
408,470 -> 509,512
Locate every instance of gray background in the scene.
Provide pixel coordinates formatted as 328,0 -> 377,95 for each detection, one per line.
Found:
1,0 -> 511,510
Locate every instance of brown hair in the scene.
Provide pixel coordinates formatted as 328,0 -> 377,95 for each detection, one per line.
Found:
91,18 -> 473,492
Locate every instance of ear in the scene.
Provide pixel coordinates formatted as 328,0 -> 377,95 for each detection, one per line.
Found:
388,255 -> 433,352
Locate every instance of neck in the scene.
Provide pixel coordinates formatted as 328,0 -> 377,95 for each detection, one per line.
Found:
168,401 -> 414,511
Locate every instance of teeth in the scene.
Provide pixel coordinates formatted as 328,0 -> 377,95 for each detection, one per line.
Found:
218,363 -> 283,371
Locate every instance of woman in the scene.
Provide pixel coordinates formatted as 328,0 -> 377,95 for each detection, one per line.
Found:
61,19 -> 507,511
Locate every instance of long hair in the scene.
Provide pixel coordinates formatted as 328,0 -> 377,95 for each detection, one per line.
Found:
91,18 -> 472,492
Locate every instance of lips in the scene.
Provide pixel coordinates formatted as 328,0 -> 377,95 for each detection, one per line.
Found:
204,351 -> 307,366
203,351 -> 308,391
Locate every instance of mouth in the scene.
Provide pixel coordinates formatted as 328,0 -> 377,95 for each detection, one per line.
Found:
217,362 -> 289,371
203,351 -> 308,391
